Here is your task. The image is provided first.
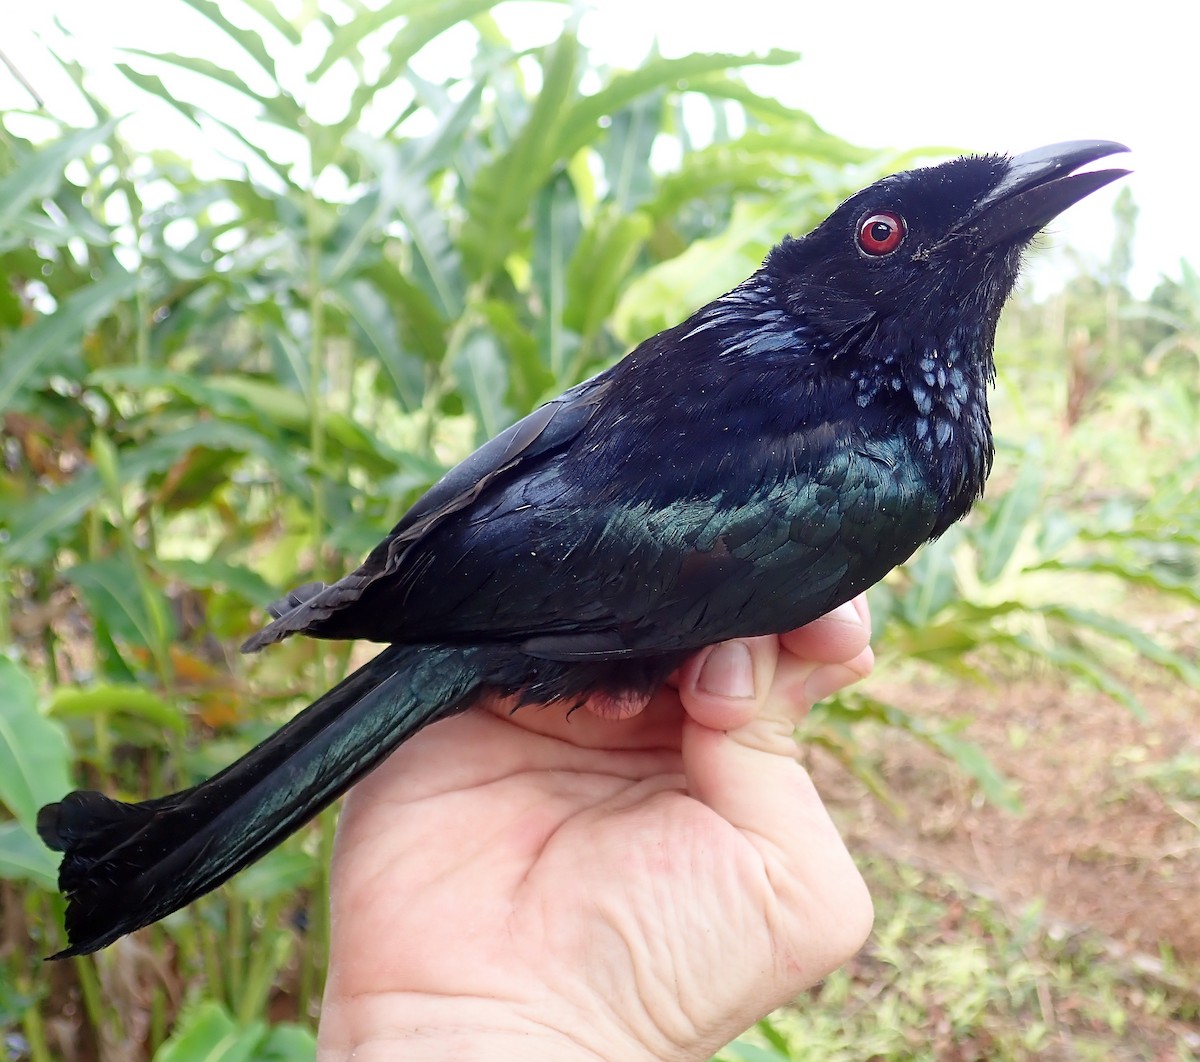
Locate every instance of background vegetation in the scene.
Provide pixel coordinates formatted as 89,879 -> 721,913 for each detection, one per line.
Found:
1,2 -> 1196,1059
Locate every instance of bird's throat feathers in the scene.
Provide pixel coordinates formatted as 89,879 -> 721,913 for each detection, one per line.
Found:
857,314 -> 997,534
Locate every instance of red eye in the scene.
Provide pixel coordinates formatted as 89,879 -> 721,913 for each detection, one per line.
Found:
857,211 -> 905,256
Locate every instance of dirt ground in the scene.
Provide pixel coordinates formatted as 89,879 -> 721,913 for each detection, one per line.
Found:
812,667 -> 1200,967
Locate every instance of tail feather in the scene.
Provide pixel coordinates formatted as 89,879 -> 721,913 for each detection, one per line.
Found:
38,643 -> 495,958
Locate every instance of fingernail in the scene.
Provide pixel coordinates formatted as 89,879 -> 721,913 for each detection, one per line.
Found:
826,600 -> 861,626
697,642 -> 755,699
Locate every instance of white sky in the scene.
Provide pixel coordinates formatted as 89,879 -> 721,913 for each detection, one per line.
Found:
2,0 -> 1194,296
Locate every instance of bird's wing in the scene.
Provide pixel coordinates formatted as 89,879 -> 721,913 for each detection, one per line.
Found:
350,429 -> 934,659
240,374 -> 614,651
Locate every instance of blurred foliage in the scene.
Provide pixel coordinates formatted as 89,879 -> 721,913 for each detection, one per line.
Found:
0,0 -> 1197,1058
0,0 -> 874,1057
715,855 -> 1200,1061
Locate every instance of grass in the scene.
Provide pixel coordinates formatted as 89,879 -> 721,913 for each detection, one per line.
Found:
723,854 -> 1200,1061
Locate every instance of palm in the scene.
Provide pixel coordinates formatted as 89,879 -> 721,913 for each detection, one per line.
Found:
320,605 -> 874,1061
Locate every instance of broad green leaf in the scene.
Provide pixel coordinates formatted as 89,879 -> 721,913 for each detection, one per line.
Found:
47,685 -> 187,733
228,848 -> 316,902
351,136 -> 465,316
152,1001 -> 265,1062
318,186 -> 387,286
480,297 -> 550,411
564,207 -> 653,342
0,658 -> 72,829
1012,634 -> 1143,718
1040,605 -> 1200,687
900,526 -> 966,629
114,62 -> 292,183
0,265 -> 138,411
0,822 -> 58,889
461,31 -> 581,278
178,0 -> 281,81
0,419 -> 311,566
338,0 -> 523,131
531,171 -> 581,379
613,197 -> 790,340
258,1023 -> 317,1061
114,63 -> 204,127
453,330 -> 512,443
151,557 -> 278,606
408,77 -> 486,180
239,0 -> 303,45
205,377 -> 404,472
649,128 -> 853,220
0,120 -> 118,233
862,693 -> 1020,812
720,1041 -> 790,1062
333,277 -> 428,410
599,93 -> 663,213
312,0 -> 455,80
976,456 -> 1044,583
120,49 -> 267,106
1036,556 -> 1200,605
64,560 -> 178,657
556,49 -> 801,161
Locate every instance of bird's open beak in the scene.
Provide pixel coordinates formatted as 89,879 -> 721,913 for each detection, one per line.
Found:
958,140 -> 1131,249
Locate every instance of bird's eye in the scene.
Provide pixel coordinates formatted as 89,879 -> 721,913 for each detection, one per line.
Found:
857,211 -> 906,256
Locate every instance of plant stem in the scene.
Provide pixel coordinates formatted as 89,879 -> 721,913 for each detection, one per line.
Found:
74,955 -> 117,1048
20,1001 -> 51,1062
238,895 -> 293,1024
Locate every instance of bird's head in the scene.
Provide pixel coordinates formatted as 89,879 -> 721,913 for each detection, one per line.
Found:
754,141 -> 1128,527
766,140 -> 1130,350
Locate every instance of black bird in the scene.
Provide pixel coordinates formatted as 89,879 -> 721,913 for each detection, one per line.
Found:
38,141 -> 1129,958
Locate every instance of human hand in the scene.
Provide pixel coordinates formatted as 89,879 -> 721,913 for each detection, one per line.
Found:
317,595 -> 875,1061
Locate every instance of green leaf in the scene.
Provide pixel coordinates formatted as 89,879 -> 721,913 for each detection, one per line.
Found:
599,93 -> 663,212
0,658 -> 72,830
47,685 -> 188,733
531,171 -> 581,379
1039,605 -> 1200,688
0,421 -> 303,566
719,1040 -> 790,1062
1012,634 -> 1144,718
258,1023 -> 317,1061
312,0 -> 447,80
119,50 -> 302,130
861,693 -> 1020,812
63,559 -> 178,656
899,525 -> 966,629
0,120 -> 118,235
152,1001 -> 265,1062
0,821 -> 58,889
239,0 -> 303,45
152,557 -> 278,606
556,49 -> 801,161
337,0 -> 521,130
177,0 -> 281,81
614,197 -> 789,340
352,137 -> 465,316
228,848 -> 316,902
1036,556 -> 1200,605
461,31 -> 581,278
0,265 -> 139,411
452,330 -> 512,444
333,277 -> 428,410
975,457 -> 1044,583
564,207 -> 653,341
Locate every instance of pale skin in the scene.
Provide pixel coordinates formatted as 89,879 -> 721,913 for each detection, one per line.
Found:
318,594 -> 875,1061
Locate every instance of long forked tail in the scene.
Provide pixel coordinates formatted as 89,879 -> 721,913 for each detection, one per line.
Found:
37,644 -> 494,958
